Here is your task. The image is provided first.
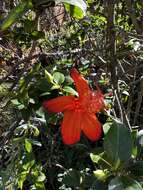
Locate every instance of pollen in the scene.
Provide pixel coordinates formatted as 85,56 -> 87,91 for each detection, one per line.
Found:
73,98 -> 85,112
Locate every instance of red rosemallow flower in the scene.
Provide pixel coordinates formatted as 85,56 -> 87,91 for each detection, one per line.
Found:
43,68 -> 105,145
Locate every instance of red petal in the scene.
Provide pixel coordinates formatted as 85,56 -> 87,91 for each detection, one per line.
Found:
70,68 -> 90,98
88,91 -> 105,113
43,96 -> 74,113
81,112 -> 102,141
61,110 -> 81,145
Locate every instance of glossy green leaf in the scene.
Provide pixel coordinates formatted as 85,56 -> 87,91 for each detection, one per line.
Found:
45,70 -> 53,83
108,176 -> 143,190
30,125 -> 40,137
87,0 -> 94,4
11,99 -> 25,109
63,86 -> 78,96
18,171 -> 28,189
35,182 -> 46,190
53,72 -> 65,84
36,172 -> 46,182
25,139 -> 32,153
22,159 -> 35,171
1,1 -> 33,30
51,84 -> 60,90
30,140 -> 42,147
64,3 -> 84,19
56,0 -> 87,19
103,122 -> 112,134
131,130 -> 138,157
104,120 -> 132,163
90,153 -> 103,164
93,170 -> 108,182
11,99 -> 20,106
90,148 -> 112,169
108,177 -> 123,190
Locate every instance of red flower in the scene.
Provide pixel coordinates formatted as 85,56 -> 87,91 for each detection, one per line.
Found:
43,68 -> 104,145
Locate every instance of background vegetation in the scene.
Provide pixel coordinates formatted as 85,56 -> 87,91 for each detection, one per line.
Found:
0,0 -> 143,189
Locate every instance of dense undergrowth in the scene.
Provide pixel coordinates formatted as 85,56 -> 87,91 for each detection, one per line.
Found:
0,0 -> 143,189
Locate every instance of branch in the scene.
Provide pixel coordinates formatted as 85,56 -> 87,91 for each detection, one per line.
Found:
106,0 -> 131,129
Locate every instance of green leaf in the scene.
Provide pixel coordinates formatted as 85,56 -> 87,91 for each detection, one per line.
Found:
1,1 -> 33,30
93,170 -> 108,182
90,153 -> 103,164
40,92 -> 50,97
104,120 -> 132,164
51,84 -> 60,90
30,125 -> 40,137
30,140 -> 42,147
131,130 -> 138,157
63,86 -> 78,96
108,176 -> 143,190
22,155 -> 35,170
11,99 -> 25,109
45,70 -> 53,83
35,182 -> 46,190
108,177 -> 123,190
56,0 -> 87,19
90,148 -> 112,168
103,122 -> 112,135
64,3 -> 84,19
17,124 -> 28,130
36,172 -> 46,182
11,99 -> 20,105
53,72 -> 65,84
25,139 -> 32,153
18,171 -> 28,189
87,0 -> 94,4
